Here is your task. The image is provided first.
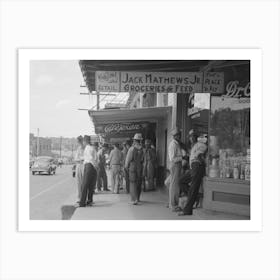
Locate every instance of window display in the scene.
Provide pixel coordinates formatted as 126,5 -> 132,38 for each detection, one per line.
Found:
208,96 -> 250,181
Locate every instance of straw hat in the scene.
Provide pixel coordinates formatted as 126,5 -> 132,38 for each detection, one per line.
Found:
133,133 -> 143,140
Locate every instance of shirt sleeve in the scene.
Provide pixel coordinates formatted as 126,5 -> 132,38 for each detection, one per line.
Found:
74,148 -> 79,161
169,141 -> 182,163
125,147 -> 133,169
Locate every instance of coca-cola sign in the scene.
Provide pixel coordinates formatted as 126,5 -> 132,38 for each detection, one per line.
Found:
224,81 -> 250,98
95,122 -> 148,135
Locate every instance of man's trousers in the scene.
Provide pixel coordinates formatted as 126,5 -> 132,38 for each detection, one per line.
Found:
182,162 -> 205,214
169,162 -> 182,209
80,163 -> 97,207
97,164 -> 108,191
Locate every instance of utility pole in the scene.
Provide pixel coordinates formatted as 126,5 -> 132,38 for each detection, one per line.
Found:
60,136 -> 62,159
71,143 -> 74,159
96,91 -> 100,110
36,128 -> 40,157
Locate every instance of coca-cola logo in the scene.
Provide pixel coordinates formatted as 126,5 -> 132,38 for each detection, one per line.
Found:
104,123 -> 142,133
224,81 -> 250,98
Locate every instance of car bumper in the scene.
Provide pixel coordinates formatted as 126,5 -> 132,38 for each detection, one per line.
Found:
31,168 -> 49,173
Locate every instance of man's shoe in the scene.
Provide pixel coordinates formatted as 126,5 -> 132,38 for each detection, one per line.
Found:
171,206 -> 182,212
177,211 -> 193,216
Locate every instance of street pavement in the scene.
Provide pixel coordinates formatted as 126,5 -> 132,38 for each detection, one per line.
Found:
30,166 -> 248,220
30,165 -> 76,220
72,186 -> 249,220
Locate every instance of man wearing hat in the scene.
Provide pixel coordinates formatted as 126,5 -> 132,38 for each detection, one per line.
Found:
143,139 -> 157,191
178,132 -> 207,215
79,135 -> 98,207
108,143 -> 124,194
125,133 -> 144,205
97,143 -> 109,191
168,127 -> 183,211
74,135 -> 84,202
122,140 -> 132,193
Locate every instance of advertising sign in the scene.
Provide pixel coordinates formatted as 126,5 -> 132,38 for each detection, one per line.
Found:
203,72 -> 224,93
120,72 -> 203,94
96,71 -> 225,94
95,71 -> 120,92
95,122 -> 149,135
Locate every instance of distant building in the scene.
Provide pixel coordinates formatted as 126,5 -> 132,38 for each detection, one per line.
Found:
29,133 -> 52,157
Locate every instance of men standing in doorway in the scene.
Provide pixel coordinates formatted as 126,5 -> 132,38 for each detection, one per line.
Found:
168,127 -> 183,212
143,139 -> 157,191
79,135 -> 98,207
109,143 -> 123,194
125,133 -> 144,205
74,135 -> 84,203
97,143 -> 109,191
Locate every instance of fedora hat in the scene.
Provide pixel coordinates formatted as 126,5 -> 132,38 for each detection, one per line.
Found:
133,133 -> 143,140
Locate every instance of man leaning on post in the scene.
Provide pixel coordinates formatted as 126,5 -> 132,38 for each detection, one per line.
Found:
79,135 -> 98,207
168,127 -> 183,212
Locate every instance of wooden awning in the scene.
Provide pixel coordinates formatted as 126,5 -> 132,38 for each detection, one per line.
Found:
88,106 -> 172,125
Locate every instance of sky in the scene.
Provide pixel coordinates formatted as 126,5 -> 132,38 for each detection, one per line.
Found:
30,60 -> 97,138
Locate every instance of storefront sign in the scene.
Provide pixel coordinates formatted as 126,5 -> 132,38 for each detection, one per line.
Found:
120,72 -> 203,94
95,71 -> 120,92
224,81 -> 250,98
96,71 -> 226,94
96,71 -> 204,94
203,72 -> 224,93
95,122 -> 149,135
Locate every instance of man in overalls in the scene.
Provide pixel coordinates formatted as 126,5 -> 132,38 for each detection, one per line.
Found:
143,139 -> 157,191
97,143 -> 109,191
125,133 -> 144,205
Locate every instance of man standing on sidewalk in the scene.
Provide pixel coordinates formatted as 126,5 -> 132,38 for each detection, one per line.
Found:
178,134 -> 207,216
97,143 -> 109,191
109,143 -> 123,194
143,139 -> 157,191
168,127 -> 183,212
125,133 -> 144,205
79,135 -> 98,207
74,135 -> 84,203
122,140 -> 131,193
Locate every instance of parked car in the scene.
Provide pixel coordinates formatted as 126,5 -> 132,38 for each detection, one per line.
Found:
72,164 -> 76,178
31,156 -> 57,175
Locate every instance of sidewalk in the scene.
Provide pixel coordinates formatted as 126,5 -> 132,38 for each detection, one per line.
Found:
70,189 -> 249,220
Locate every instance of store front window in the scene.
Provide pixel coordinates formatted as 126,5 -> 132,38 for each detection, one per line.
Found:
208,96 -> 250,181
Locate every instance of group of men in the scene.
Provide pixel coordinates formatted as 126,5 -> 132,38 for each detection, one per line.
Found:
168,127 -> 207,216
74,133 -> 157,207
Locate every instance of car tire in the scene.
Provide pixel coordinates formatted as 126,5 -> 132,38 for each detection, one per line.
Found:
32,171 -> 35,175
48,170 -> 51,175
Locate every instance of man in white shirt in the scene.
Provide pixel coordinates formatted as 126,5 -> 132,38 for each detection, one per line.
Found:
168,127 -> 183,211
178,132 -> 207,216
109,143 -> 123,194
97,143 -> 109,191
79,135 -> 98,207
74,135 -> 84,202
